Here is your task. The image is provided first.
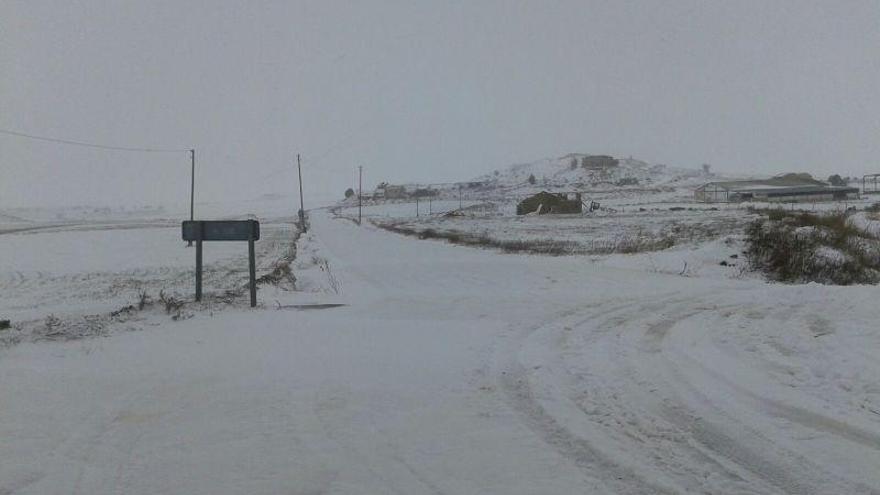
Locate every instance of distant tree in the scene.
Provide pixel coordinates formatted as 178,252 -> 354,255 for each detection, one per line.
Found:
344,188 -> 355,198
570,157 -> 578,170
581,156 -> 588,168
527,174 -> 536,185
702,163 -> 711,175
827,174 -> 846,186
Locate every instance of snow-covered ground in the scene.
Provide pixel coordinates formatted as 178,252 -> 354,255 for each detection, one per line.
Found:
1,207 -> 879,494
0,222 -> 295,311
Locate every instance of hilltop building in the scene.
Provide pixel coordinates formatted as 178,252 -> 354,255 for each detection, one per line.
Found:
581,155 -> 619,170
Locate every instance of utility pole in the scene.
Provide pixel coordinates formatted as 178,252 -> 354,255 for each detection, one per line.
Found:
459,184 -> 462,210
416,196 -> 419,217
297,154 -> 306,232
188,148 -> 195,247
358,166 -> 363,225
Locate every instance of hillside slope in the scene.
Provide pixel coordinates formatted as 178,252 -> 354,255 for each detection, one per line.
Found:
476,154 -> 714,192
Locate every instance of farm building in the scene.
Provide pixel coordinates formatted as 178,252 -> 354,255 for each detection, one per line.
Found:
695,176 -> 860,203
581,155 -> 619,170
517,191 -> 583,215
380,185 -> 407,199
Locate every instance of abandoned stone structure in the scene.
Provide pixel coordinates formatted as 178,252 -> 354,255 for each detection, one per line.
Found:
516,191 -> 583,215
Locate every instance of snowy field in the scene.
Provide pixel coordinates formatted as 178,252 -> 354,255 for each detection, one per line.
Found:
1,202 -> 879,493
0,215 -> 308,345
336,190 -> 878,263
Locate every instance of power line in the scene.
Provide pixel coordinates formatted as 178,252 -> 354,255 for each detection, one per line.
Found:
0,128 -> 190,153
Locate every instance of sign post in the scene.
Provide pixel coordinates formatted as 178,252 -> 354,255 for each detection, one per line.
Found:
182,220 -> 261,307
195,239 -> 203,301
248,238 -> 257,307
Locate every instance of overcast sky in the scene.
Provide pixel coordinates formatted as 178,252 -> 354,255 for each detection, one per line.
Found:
2,0 -> 879,209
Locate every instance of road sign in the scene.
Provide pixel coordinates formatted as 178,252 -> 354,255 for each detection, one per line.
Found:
182,220 -> 259,242
181,220 -> 260,307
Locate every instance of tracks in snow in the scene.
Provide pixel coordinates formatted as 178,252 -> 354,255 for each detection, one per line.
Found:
496,292 -> 880,494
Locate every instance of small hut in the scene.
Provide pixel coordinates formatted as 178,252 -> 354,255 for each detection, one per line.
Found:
517,191 -> 582,215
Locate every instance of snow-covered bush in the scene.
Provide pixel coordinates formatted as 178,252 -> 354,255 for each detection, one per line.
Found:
745,211 -> 880,285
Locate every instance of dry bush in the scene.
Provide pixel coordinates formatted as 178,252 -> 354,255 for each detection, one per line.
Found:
256,262 -> 296,290
745,211 -> 880,285
378,222 -> 680,256
137,290 -> 152,310
158,290 -> 185,316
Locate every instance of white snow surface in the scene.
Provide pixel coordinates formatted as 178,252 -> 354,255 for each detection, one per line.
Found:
0,221 -> 298,322
1,209 -> 879,494
849,211 -> 880,238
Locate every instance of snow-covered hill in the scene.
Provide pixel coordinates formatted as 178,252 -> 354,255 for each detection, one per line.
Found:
475,153 -> 716,193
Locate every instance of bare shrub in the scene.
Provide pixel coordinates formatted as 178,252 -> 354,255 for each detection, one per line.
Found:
45,314 -> 61,331
745,211 -> 880,285
137,290 -> 152,310
376,222 -> 678,256
256,262 -> 296,290
158,290 -> 185,316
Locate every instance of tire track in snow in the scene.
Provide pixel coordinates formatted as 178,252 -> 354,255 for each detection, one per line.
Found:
623,298 -> 879,494
498,291 -> 880,494
496,302 -> 679,495
560,299 -> 776,494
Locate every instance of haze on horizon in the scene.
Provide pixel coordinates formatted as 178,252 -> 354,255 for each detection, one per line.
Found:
2,0 -> 879,209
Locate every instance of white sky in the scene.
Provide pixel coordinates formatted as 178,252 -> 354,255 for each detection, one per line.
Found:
2,0 -> 879,209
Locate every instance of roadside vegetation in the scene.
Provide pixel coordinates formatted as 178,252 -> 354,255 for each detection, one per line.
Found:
745,210 -> 880,285
377,222 -> 678,255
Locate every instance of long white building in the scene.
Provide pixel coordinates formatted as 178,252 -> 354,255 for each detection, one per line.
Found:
695,177 -> 860,203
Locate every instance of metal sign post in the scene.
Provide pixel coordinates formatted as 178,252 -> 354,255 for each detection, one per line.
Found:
182,220 -> 261,307
195,238 -> 203,300
248,238 -> 257,307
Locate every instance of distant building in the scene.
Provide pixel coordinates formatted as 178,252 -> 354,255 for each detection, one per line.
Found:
381,185 -> 407,199
517,191 -> 583,215
695,177 -> 860,203
581,155 -> 619,170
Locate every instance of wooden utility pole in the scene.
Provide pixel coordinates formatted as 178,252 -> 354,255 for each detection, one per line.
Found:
188,148 -> 195,247
358,166 -> 363,225
459,184 -> 462,210
297,154 -> 306,232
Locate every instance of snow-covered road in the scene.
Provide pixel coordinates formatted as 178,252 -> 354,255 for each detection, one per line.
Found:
2,210 -> 878,494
